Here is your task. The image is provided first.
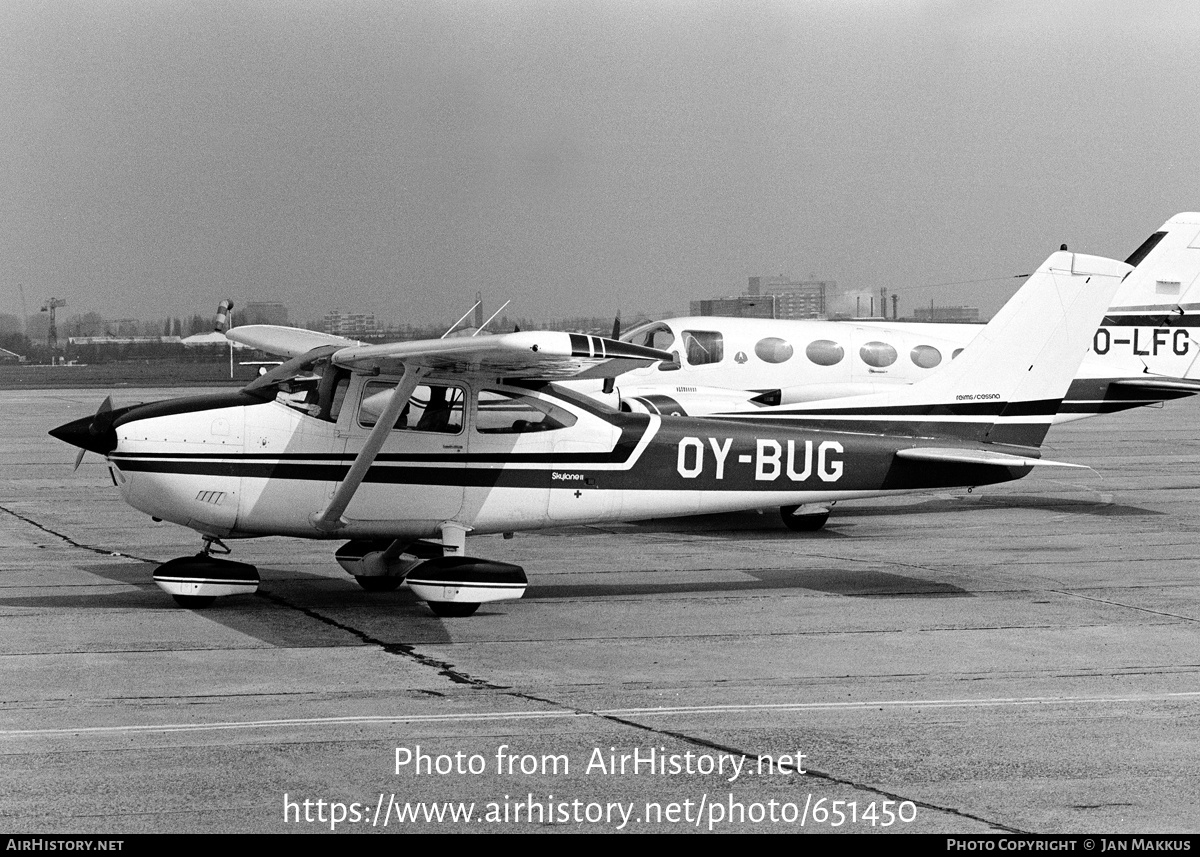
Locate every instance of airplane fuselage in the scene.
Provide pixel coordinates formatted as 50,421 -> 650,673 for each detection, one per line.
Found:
94,375 -> 1030,543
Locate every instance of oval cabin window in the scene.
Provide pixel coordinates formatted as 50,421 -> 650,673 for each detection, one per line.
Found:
910,344 -> 942,369
859,341 -> 898,368
755,337 -> 794,364
805,340 -> 844,366
952,348 -> 964,359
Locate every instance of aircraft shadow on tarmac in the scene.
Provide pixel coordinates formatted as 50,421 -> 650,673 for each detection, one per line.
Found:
0,560 -> 971,653
0,560 -> 478,646
526,567 -> 971,600
616,493 -> 1161,536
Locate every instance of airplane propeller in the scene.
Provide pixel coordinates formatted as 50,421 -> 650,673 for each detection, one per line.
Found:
49,395 -> 116,471
602,314 -> 621,395
74,395 -> 114,471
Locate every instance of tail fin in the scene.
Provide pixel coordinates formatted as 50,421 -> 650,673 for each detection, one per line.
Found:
734,251 -> 1131,448
1109,212 -> 1200,316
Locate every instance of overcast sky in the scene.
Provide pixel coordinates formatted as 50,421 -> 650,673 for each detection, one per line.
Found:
5,0 -> 1200,326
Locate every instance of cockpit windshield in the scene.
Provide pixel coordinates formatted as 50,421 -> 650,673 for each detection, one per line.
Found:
242,345 -> 350,422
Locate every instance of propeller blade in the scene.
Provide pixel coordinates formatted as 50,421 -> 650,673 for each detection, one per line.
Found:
603,314 -> 622,395
91,395 -> 114,435
61,395 -> 116,469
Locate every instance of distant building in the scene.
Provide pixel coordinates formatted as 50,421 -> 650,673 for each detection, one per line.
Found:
689,297 -> 776,319
323,310 -> 382,338
747,276 -> 834,320
691,276 -> 837,320
912,306 -> 981,323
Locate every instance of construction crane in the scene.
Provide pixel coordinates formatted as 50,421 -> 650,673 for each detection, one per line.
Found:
41,297 -> 66,353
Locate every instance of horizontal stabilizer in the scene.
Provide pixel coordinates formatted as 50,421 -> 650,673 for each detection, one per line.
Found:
227,325 -> 361,358
895,447 -> 1088,469
1109,377 -> 1200,394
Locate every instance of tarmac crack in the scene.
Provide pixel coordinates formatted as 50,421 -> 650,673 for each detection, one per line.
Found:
253,589 -> 509,690
461,687 -> 1026,833
0,504 -> 157,564
1054,589 -> 1200,623
591,714 -> 1027,833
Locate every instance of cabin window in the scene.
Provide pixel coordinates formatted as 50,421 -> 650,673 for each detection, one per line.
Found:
682,330 -> 723,365
475,389 -> 577,433
358,381 -> 464,434
859,341 -> 898,368
952,348 -> 964,359
910,344 -> 942,369
754,337 -> 794,364
805,340 -> 844,366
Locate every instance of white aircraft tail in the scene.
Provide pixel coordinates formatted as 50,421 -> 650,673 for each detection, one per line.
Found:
1111,212 -> 1200,313
1087,212 -> 1200,381
735,250 -> 1131,447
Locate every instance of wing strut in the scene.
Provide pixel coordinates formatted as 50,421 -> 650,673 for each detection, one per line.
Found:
311,367 -> 430,531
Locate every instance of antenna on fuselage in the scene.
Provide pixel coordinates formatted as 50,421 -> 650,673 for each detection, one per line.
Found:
471,300 -> 511,336
441,300 -> 482,339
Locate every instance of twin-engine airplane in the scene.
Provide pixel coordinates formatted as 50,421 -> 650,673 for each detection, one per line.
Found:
52,250 -> 1128,617
602,213 -> 1200,422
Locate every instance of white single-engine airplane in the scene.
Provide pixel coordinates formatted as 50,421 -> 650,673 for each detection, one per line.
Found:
601,213 -> 1200,422
52,250 -> 1128,616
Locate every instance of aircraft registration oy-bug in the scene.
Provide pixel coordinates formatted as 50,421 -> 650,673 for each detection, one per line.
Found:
51,250 -> 1129,617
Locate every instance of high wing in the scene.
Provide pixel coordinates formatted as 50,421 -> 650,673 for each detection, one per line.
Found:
229,325 -> 674,382
227,324 -> 361,358
330,331 -> 672,380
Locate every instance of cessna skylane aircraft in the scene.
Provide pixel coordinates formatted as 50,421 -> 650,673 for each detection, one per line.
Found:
602,213 -> 1200,422
51,250 -> 1128,617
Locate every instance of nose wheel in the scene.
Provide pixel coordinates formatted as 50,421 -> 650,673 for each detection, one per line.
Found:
153,537 -> 260,609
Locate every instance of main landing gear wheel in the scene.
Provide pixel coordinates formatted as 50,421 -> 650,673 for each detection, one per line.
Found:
406,557 -> 528,618
427,601 -> 480,618
779,505 -> 830,532
354,575 -> 405,592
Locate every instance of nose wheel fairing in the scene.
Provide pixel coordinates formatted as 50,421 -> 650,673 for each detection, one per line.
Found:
152,554 -> 260,608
